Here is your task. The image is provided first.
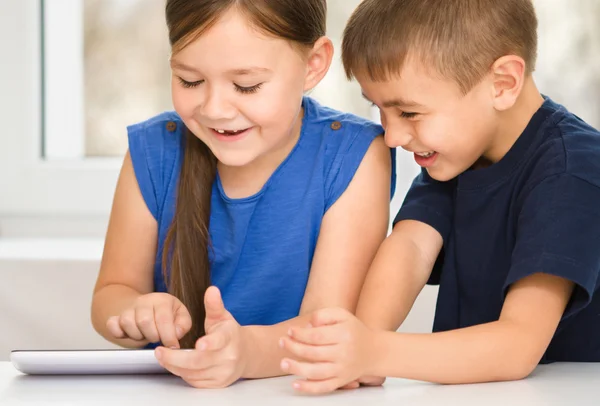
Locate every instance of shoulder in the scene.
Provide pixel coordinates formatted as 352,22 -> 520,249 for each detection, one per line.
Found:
303,96 -> 384,152
127,111 -> 185,148
301,97 -> 395,209
522,99 -> 600,191
556,107 -> 600,188
126,112 -> 186,220
302,96 -> 389,175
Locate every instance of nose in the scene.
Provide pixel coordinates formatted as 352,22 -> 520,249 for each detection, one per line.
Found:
384,122 -> 414,149
199,85 -> 237,122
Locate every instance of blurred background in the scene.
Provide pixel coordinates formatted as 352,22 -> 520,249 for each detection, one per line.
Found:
0,0 -> 598,360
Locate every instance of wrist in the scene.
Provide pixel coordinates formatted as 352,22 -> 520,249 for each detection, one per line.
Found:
364,329 -> 389,377
239,325 -> 259,378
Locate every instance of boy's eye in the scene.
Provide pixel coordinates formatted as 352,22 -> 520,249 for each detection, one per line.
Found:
178,78 -> 204,88
235,83 -> 263,94
400,111 -> 418,119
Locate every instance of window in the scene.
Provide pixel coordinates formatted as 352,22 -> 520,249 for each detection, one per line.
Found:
1,0 -> 598,231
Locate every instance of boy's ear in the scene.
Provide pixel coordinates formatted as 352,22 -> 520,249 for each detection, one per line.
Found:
490,55 -> 527,111
304,37 -> 334,92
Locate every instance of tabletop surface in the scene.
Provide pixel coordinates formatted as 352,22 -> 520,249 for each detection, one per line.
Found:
1,361 -> 598,405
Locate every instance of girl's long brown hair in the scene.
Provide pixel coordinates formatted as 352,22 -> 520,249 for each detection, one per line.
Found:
163,0 -> 326,348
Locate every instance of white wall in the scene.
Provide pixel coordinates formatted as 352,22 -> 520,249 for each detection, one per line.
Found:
0,256 -> 119,362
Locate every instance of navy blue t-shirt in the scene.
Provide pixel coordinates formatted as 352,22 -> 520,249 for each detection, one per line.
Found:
396,97 -> 600,362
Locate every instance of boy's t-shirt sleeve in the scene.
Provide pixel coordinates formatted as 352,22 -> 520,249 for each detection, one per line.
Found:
394,168 -> 455,285
505,173 -> 600,319
324,121 -> 396,212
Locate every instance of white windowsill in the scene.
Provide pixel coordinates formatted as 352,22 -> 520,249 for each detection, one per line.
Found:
0,238 -> 104,262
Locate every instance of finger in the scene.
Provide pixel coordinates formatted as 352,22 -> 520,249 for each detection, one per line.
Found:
153,304 -> 179,348
340,381 -> 360,390
279,336 -> 336,362
155,347 -> 214,371
292,378 -> 346,395
310,308 -> 350,328
106,316 -> 126,339
280,358 -> 338,381
119,308 -> 145,341
173,303 -> 193,340
196,330 -> 228,352
159,362 -> 215,381
288,324 -> 341,346
204,286 -> 231,331
359,376 -> 386,387
134,306 -> 160,344
182,378 -> 227,390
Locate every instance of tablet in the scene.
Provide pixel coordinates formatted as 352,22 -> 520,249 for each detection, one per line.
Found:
10,349 -> 170,375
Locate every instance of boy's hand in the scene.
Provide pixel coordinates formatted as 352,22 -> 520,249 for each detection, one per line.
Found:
106,292 -> 192,348
155,287 -> 249,389
279,307 -> 377,394
339,375 -> 386,390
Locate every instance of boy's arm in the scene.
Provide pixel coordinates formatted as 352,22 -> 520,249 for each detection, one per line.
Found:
355,219 -> 443,331
281,272 -> 573,392
283,174 -> 600,392
372,272 -> 573,384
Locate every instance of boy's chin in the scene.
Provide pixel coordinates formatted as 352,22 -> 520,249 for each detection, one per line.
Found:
425,167 -> 456,182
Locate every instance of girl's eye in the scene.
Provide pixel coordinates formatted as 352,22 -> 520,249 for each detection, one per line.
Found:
235,83 -> 263,94
178,78 -> 204,88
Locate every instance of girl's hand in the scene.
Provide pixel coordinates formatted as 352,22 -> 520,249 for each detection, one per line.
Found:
155,287 -> 249,389
106,292 -> 192,348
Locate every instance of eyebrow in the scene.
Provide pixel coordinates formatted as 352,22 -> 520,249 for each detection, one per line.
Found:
361,93 -> 423,109
170,60 -> 272,76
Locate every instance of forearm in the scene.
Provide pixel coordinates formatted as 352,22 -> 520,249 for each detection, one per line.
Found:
91,284 -> 146,348
242,314 -> 314,379
356,231 -> 432,331
371,321 -> 539,384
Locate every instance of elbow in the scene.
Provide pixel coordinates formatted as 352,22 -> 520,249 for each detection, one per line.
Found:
507,358 -> 538,381
90,292 -> 107,336
495,352 -> 540,382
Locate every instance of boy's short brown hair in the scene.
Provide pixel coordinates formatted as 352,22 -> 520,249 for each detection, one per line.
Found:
342,0 -> 538,94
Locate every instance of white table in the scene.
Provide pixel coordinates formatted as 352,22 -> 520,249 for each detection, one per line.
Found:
0,362 -> 598,406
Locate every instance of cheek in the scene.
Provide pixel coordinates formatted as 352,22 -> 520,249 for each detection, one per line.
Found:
244,83 -> 304,132
171,82 -> 197,119
415,118 -> 450,149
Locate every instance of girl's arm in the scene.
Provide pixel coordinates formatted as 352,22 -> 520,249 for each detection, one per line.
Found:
241,135 -> 392,379
90,151 -> 159,348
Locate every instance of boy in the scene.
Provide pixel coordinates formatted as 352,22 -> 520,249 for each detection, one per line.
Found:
278,0 -> 600,394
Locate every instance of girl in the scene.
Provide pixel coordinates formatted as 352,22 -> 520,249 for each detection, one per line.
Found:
91,0 -> 395,389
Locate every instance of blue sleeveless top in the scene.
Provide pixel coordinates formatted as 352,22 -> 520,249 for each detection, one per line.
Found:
128,97 -> 396,331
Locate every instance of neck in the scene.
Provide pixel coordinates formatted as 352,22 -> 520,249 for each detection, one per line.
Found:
485,78 -> 545,163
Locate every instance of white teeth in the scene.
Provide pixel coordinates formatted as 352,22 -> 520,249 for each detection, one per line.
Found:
215,129 -> 241,134
416,151 -> 435,157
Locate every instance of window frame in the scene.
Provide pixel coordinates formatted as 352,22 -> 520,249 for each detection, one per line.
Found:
0,0 -> 120,223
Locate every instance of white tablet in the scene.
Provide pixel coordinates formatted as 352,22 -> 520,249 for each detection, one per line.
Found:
10,349 -> 170,375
